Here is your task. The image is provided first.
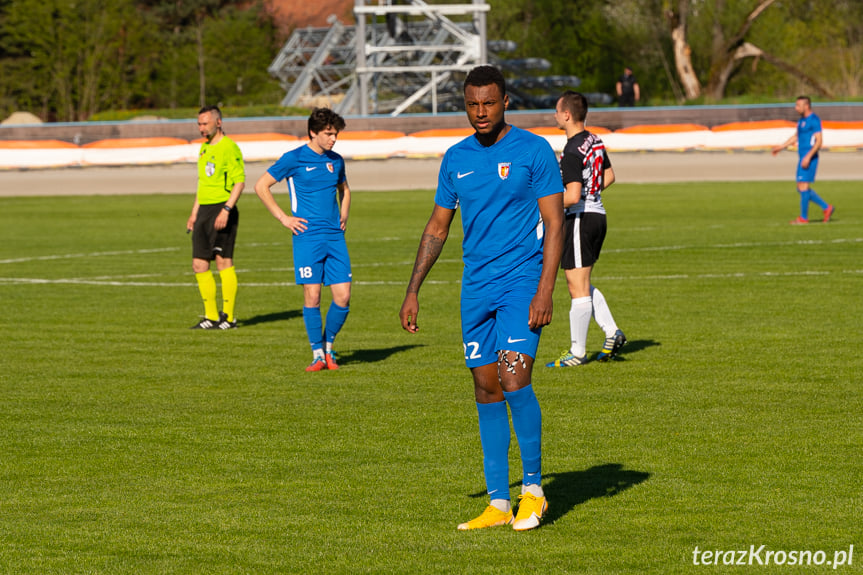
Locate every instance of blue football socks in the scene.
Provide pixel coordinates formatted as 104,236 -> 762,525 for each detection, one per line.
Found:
476,400 -> 511,502
809,188 -> 828,210
800,188 -> 828,220
324,303 -> 350,346
799,190 -> 811,220
303,306 -> 324,352
504,384 -> 542,487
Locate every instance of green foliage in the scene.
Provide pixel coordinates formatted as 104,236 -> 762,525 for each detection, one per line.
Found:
489,0 -> 623,94
2,0 -> 863,118
199,4 -> 283,107
485,0 -> 863,104
88,104 -> 309,122
0,177 -> 860,572
0,0 -> 155,121
0,0 -> 281,120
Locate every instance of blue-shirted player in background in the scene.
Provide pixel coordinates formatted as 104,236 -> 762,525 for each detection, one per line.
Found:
255,108 -> 352,371
400,65 -> 564,531
772,96 -> 835,225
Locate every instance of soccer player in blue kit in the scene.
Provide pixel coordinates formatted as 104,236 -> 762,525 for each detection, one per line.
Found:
399,66 -> 564,531
772,96 -> 835,225
255,108 -> 352,372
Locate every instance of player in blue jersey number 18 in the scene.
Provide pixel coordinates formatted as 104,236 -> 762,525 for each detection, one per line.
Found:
255,108 -> 352,372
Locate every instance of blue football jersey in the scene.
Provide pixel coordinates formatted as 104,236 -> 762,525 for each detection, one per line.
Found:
267,144 -> 347,235
797,113 -> 822,159
435,126 -> 563,292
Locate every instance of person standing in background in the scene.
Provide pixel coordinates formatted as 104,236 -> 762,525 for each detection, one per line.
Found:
615,66 -> 640,107
772,96 -> 835,224
187,105 -> 245,330
545,91 -> 626,367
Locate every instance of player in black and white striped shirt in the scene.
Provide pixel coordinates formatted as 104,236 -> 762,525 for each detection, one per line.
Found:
546,91 -> 626,367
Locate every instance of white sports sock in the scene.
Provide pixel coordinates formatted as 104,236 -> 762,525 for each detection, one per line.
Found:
522,483 -> 544,498
590,286 -> 618,338
569,296 -> 592,358
490,498 -> 511,513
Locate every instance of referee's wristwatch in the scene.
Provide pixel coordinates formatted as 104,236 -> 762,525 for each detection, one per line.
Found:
223,205 -> 233,213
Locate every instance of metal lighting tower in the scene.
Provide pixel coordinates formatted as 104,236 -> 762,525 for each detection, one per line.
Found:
268,1 -> 490,116
353,0 -> 489,116
268,15 -> 359,113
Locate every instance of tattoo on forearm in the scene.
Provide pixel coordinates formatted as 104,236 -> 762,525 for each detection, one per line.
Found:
407,233 -> 445,293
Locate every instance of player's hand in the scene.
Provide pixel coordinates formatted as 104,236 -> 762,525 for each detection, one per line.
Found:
528,293 -> 553,329
214,210 -> 228,230
278,214 -> 308,235
186,215 -> 195,233
801,158 -> 810,169
400,294 -> 420,333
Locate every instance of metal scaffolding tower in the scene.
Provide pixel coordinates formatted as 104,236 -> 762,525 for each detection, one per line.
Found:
268,1 -> 490,116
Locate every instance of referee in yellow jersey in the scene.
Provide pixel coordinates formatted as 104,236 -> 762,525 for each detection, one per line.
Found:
186,105 -> 245,329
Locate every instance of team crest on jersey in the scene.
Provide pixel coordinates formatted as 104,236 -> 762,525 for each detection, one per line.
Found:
326,162 -> 334,173
498,162 -> 511,180
205,161 -> 216,177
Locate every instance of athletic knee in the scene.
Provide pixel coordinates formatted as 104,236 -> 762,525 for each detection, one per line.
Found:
497,350 -> 533,392
192,259 -> 210,274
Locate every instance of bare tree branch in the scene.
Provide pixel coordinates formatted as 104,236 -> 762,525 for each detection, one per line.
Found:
757,49 -> 835,99
709,41 -> 834,100
728,0 -> 777,49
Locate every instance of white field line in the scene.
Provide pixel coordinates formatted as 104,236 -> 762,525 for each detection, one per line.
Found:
2,269 -> 862,287
1,239 -> 861,286
3,237 -> 860,267
0,247 -> 181,265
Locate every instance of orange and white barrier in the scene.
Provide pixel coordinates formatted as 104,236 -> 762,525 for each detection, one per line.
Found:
0,139 -> 83,168
2,122 -> 862,169
81,137 -> 196,166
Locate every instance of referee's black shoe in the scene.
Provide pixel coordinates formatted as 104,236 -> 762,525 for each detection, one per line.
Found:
216,312 -> 237,330
190,316 -> 220,330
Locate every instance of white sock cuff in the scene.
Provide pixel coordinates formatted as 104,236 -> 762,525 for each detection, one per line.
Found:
571,296 -> 592,308
522,483 -> 544,498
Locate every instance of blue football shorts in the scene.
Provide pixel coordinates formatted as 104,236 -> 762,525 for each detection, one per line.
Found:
460,287 -> 542,368
292,232 -> 352,285
796,157 -> 818,183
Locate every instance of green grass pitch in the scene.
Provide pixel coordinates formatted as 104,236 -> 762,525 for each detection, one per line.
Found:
0,179 -> 860,573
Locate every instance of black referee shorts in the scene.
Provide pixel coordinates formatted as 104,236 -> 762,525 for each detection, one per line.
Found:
192,203 -> 239,261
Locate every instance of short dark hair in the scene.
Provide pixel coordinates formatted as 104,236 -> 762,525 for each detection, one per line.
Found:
558,90 -> 588,122
796,95 -> 812,107
464,65 -> 506,97
308,107 -> 346,137
198,105 -> 222,120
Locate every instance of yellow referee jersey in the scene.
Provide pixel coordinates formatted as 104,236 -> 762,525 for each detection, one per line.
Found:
197,136 -> 245,205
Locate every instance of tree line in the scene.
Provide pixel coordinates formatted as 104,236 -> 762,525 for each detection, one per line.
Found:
491,0 -> 863,105
1,0 -> 861,122
0,0 -> 280,121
